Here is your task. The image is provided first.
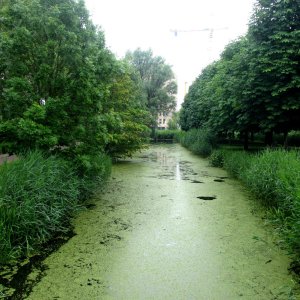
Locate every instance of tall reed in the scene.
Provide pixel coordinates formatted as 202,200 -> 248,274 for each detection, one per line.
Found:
0,150 -> 111,263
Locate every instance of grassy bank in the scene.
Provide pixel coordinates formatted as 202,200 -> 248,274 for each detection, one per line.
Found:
152,129 -> 181,141
0,151 -> 111,264
176,128 -> 217,157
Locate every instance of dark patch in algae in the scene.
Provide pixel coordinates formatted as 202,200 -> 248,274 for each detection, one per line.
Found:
99,234 -> 122,246
85,203 -> 97,210
214,179 -> 225,182
197,196 -> 217,201
0,231 -> 75,299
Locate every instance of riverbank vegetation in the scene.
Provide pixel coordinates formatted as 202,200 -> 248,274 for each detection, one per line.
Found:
0,0 -> 176,264
152,129 -> 180,141
179,1 -> 300,268
176,129 -> 216,157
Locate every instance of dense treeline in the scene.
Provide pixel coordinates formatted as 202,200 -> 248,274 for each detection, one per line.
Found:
0,0 -> 150,159
180,0 -> 300,149
0,0 -> 176,263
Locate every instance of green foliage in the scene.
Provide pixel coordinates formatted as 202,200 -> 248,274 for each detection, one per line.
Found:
0,0 -> 149,159
167,112 -> 180,130
179,129 -> 216,157
222,150 -> 253,180
247,0 -> 300,134
0,0 -> 108,154
0,106 -> 58,153
244,150 -> 300,211
125,48 -> 177,128
0,150 -> 112,263
209,149 -> 225,168
103,61 -> 151,158
0,151 -> 80,263
154,129 -> 180,140
0,0 -> 151,266
287,131 -> 300,147
73,152 -> 112,200
180,1 -> 300,146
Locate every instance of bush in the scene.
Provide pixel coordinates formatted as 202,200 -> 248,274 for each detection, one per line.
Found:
0,151 -> 81,263
244,149 -> 300,211
0,147 -> 112,264
288,131 -> 300,147
209,150 -> 225,167
73,153 -> 112,200
223,150 -> 253,180
154,129 -> 180,141
179,128 -> 217,157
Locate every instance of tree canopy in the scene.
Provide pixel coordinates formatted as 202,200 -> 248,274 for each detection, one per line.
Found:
0,0 -> 150,158
180,0 -> 300,148
125,48 -> 177,129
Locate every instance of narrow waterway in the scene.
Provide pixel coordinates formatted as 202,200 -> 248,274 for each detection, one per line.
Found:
26,144 -> 297,299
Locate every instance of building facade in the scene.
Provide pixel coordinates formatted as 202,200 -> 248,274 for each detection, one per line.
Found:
157,111 -> 173,130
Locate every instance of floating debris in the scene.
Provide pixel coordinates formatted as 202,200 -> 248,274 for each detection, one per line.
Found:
214,179 -> 225,183
197,196 -> 216,201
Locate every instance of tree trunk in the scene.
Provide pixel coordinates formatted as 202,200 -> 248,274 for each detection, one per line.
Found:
264,131 -> 273,147
243,130 -> 249,151
283,130 -> 288,149
151,125 -> 157,142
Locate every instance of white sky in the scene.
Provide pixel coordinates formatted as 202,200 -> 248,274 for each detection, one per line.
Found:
84,0 -> 256,109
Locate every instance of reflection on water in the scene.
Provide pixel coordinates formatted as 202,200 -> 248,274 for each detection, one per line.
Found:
175,163 -> 181,181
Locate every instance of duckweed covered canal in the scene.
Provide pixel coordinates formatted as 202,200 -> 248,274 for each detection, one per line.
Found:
8,144 -> 300,299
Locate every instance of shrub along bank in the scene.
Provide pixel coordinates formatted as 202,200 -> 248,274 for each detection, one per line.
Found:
153,129 -> 181,141
0,151 -> 111,264
176,128 -> 217,157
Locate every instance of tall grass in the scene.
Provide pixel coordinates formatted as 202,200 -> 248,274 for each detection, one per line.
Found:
209,148 -> 300,262
74,153 -> 112,199
179,128 -> 217,157
153,129 -> 181,141
0,150 -> 111,263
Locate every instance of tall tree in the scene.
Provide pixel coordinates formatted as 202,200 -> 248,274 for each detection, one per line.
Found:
248,0 -> 300,143
0,0 -> 149,158
0,0 -> 111,154
125,48 -> 177,130
102,60 -> 150,158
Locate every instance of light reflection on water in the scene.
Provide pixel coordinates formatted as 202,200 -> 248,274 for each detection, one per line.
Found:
175,162 -> 181,181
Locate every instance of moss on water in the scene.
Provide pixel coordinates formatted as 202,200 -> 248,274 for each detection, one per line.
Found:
14,144 -> 300,299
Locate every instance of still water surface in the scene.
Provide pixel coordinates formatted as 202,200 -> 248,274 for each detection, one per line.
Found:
26,144 -> 297,299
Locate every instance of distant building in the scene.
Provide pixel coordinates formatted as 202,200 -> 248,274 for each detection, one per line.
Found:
157,111 -> 173,130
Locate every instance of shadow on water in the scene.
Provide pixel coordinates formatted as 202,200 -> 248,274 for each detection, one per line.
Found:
0,231 -> 75,299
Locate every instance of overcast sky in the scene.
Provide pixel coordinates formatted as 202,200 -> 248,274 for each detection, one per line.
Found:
84,0 -> 256,109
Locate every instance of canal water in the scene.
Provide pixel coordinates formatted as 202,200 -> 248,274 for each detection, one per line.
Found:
25,144 -> 297,299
